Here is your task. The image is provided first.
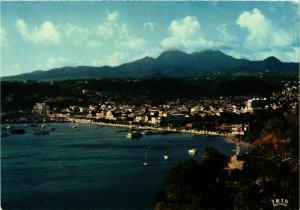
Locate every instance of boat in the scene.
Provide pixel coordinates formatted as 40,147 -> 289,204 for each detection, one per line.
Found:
3,125 -> 11,130
127,131 -> 143,138
10,128 -> 26,134
163,141 -> 170,160
164,155 -> 169,160
32,129 -> 49,135
142,151 -> 151,166
144,130 -> 153,135
188,148 -> 197,155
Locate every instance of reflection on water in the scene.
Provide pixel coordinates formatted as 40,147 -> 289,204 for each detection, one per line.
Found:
1,123 -> 236,209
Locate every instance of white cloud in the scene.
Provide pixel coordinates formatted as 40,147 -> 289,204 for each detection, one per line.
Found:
42,57 -> 70,70
291,0 -> 300,16
168,16 -> 200,38
91,51 -> 129,67
87,40 -> 103,48
106,52 -> 129,66
222,49 -> 251,60
2,63 -> 23,76
143,22 -> 156,31
107,11 -> 120,22
161,16 -> 221,52
217,24 -> 237,42
63,23 -> 90,46
1,26 -> 9,48
94,11 -> 145,50
133,46 -> 164,60
236,8 -> 293,50
16,19 -> 61,45
87,10 -> 119,41
97,23 -> 114,38
118,38 -> 146,49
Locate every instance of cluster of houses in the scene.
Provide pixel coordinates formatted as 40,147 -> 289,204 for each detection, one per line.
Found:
32,82 -> 298,129
51,102 -> 189,126
48,98 -> 265,126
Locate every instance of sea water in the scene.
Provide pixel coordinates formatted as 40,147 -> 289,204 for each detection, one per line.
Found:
1,123 -> 236,209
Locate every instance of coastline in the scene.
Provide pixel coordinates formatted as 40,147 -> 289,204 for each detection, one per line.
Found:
223,135 -> 250,147
67,117 -> 247,145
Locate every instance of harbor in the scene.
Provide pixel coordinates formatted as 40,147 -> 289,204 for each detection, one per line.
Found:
1,122 -> 237,210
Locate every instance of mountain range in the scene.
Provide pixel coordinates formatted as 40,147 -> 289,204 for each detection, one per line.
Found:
2,49 -> 298,81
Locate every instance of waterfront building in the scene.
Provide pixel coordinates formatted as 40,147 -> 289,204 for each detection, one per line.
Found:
245,99 -> 254,114
135,114 -> 145,123
79,107 -> 88,113
32,102 -> 50,114
165,112 -> 186,123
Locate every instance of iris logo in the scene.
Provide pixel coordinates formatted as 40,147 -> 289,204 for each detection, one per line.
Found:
271,198 -> 288,207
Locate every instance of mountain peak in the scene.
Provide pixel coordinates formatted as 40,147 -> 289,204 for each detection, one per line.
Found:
158,49 -> 187,57
157,49 -> 191,66
263,56 -> 281,63
134,56 -> 155,63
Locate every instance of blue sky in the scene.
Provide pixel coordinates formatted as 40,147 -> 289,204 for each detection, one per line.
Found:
1,1 -> 299,76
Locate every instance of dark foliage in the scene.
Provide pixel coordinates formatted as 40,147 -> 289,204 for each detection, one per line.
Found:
1,75 -> 293,112
155,110 -> 299,209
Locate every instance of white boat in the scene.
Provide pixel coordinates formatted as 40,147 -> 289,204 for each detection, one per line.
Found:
142,151 -> 151,166
127,131 -> 143,138
188,148 -> 197,155
4,125 -> 11,130
163,141 -> 170,160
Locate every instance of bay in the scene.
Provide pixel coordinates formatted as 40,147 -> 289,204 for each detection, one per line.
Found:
1,123 -> 237,210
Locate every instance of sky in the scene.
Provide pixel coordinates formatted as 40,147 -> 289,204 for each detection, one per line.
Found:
1,1 -> 299,77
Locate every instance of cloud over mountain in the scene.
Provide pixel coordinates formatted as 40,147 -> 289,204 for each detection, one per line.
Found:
2,2 -> 298,77
161,16 -> 222,51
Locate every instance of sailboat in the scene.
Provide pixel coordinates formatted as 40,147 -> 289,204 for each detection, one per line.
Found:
163,141 -> 170,160
142,151 -> 151,166
163,155 -> 169,160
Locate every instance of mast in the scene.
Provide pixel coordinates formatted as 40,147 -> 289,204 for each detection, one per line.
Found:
145,151 -> 148,163
246,122 -> 250,154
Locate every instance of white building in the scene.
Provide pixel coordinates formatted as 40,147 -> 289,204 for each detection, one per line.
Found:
245,99 -> 254,113
33,102 -> 50,114
79,107 -> 88,113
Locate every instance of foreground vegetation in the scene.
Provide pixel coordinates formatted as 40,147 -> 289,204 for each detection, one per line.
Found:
154,109 -> 299,210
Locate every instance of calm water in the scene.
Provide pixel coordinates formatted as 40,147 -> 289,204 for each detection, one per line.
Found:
1,123 -> 236,210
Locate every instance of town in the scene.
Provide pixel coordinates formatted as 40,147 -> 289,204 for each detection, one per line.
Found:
1,78 -> 298,139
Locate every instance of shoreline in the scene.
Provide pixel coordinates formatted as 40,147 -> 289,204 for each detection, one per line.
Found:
223,135 -> 250,147
68,117 -> 246,145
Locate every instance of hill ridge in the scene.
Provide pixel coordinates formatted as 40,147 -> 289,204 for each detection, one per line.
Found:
1,49 -> 298,81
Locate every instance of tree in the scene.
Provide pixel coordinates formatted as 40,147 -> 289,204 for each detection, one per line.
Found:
156,147 -> 233,210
